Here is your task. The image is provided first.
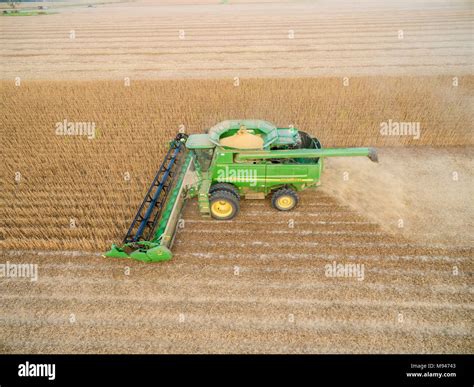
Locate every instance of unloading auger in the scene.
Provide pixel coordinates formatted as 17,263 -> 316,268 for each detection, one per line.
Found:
104,120 -> 378,262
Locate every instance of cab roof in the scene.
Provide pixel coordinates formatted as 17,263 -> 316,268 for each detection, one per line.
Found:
185,134 -> 215,149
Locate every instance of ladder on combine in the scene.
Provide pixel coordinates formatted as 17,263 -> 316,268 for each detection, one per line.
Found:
104,133 -> 196,262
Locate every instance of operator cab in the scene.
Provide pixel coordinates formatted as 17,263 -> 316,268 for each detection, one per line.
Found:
185,133 -> 215,172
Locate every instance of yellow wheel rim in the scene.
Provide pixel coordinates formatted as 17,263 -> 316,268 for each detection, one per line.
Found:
211,200 -> 233,218
277,195 -> 294,210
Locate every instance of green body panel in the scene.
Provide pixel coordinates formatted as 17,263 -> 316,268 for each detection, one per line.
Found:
103,244 -> 130,259
104,240 -> 172,262
209,146 -> 375,196
202,123 -> 376,196
211,149 -> 322,195
198,172 -> 211,215
138,246 -> 172,262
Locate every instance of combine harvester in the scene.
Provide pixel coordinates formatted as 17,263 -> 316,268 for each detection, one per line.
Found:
104,120 -> 378,262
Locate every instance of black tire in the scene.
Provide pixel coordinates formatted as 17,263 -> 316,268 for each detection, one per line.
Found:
298,131 -> 315,149
210,190 -> 240,220
271,188 -> 299,211
209,183 -> 240,200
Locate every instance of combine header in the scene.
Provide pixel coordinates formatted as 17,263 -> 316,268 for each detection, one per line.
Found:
104,120 -> 378,262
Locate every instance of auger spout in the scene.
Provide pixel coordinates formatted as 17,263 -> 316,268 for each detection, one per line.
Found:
234,147 -> 378,162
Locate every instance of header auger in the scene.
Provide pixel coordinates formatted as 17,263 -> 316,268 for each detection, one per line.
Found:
104,120 -> 378,262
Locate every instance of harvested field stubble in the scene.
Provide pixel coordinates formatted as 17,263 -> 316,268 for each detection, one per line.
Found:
1,0 -> 472,79
0,190 -> 472,353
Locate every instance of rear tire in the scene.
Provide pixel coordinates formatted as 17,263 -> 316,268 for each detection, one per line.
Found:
209,183 -> 240,200
272,188 -> 298,211
210,190 -> 240,220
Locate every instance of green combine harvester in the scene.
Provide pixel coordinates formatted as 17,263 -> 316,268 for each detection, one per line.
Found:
104,120 -> 378,262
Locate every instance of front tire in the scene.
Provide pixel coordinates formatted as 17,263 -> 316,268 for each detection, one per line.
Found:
210,190 -> 240,220
272,188 -> 298,211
